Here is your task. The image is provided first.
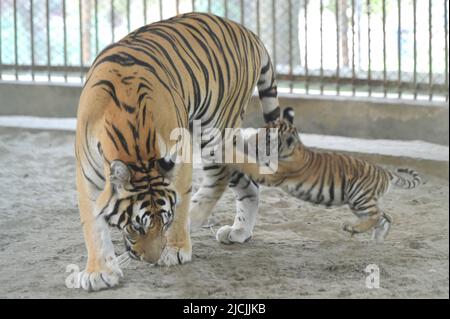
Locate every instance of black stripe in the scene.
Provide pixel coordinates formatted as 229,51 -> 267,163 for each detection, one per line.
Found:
112,124 -> 131,155
92,80 -> 121,109
261,60 -> 271,74
263,107 -> 280,123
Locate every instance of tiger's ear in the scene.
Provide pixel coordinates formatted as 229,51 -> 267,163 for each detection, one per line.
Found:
110,160 -> 131,187
282,107 -> 295,124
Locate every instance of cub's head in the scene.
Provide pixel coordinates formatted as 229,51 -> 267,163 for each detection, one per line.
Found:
264,107 -> 302,160
107,158 -> 177,263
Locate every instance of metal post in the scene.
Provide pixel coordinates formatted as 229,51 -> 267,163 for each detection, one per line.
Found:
445,0 -> 449,101
304,0 -> 308,94
288,0 -> 293,92
46,0 -> 50,81
30,0 -> 35,81
351,0 -> 355,96
367,0 -> 371,97
111,0 -> 115,42
428,0 -> 433,100
63,0 -> 67,81
14,0 -> 18,80
256,0 -> 260,36
79,0 -> 84,81
382,0 -> 386,97
397,0 -> 402,98
0,1 -> 2,80
272,0 -> 276,75
413,0 -> 417,99
335,0 -> 340,95
95,0 -> 99,55
127,0 -> 131,32
320,0 -> 324,94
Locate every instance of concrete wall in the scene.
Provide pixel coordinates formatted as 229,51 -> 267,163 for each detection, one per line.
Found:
1,81 -> 448,145
243,94 -> 449,146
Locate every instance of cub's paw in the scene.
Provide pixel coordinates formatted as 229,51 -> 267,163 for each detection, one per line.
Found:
78,268 -> 123,291
157,245 -> 192,266
342,223 -> 358,236
216,225 -> 252,244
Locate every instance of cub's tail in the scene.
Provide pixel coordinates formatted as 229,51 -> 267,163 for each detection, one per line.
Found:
390,168 -> 422,189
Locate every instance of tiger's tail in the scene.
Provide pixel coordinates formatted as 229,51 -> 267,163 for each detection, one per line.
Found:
257,48 -> 280,123
390,168 -> 422,189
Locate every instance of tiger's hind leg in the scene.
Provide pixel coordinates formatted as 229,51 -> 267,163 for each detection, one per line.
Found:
343,198 -> 386,241
189,164 -> 231,232
216,171 -> 259,244
371,213 -> 393,243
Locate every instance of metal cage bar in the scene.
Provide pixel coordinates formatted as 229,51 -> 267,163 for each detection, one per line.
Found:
0,0 -> 447,103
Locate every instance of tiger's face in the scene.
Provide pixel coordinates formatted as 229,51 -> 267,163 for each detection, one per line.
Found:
107,159 -> 177,263
264,107 -> 301,160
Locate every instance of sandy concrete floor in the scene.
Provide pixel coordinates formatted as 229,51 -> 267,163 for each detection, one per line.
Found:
0,127 -> 448,298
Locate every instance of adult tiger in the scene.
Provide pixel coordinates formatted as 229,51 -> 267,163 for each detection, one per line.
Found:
228,108 -> 422,244
75,12 -> 280,291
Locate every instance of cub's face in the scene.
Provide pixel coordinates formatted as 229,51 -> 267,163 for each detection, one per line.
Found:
264,107 -> 301,160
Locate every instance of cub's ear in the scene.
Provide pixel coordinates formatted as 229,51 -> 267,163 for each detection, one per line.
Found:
282,107 -> 295,124
110,160 -> 131,187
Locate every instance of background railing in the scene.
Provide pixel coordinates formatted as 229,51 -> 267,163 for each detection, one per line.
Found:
0,0 -> 448,102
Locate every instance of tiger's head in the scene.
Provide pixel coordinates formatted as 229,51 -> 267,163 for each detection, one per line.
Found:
106,158 -> 177,263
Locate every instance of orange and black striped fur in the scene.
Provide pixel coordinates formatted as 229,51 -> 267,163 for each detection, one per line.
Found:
75,13 -> 281,291
234,108 -> 421,243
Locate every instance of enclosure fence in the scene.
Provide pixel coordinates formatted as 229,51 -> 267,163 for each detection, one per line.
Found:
0,0 -> 448,102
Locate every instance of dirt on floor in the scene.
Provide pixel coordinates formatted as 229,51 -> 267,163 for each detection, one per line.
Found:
0,127 -> 448,299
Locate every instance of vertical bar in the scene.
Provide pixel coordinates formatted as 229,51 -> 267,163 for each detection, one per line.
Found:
304,0 -> 308,93
397,0 -> 402,98
111,0 -> 115,42
382,0 -> 386,97
30,0 -> 35,81
14,0 -> 18,80
63,0 -> 67,81
256,0 -> 261,36
192,0 -> 196,12
351,0 -> 355,96
288,0 -> 293,92
224,0 -> 228,18
357,0 -> 361,69
445,0 -> 449,101
46,0 -> 50,81
159,0 -> 163,20
127,0 -> 131,32
95,0 -> 99,55
79,0 -> 83,81
0,0 -> 2,80
428,0 -> 433,100
272,0 -> 276,74
320,0 -> 324,94
413,0 -> 417,99
208,0 -> 211,13
143,0 -> 147,24
240,0 -> 244,25
367,0 -> 371,97
335,0 -> 340,95
176,0 -> 179,15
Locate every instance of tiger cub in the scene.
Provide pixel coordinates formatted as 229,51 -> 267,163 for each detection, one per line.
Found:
235,107 -> 421,243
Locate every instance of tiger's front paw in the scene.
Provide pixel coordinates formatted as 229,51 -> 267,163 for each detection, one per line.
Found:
157,244 -> 192,266
78,267 -> 123,291
216,225 -> 252,244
